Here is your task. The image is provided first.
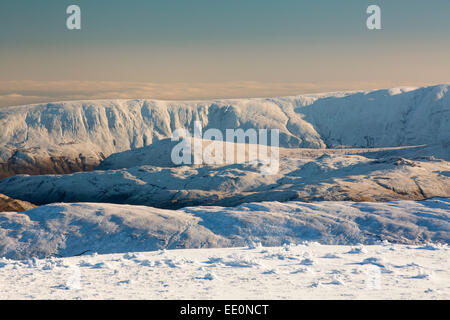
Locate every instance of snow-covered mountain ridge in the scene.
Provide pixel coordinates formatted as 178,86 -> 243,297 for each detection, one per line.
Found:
0,84 -> 448,178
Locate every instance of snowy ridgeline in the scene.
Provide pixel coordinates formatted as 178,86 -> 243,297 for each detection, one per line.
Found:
0,198 -> 448,260
0,84 -> 449,177
1,244 -> 448,299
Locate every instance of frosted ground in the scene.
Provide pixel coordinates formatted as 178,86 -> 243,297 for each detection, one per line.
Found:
0,243 -> 448,299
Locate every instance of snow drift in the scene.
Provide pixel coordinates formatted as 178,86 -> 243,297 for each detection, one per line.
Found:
1,244 -> 448,299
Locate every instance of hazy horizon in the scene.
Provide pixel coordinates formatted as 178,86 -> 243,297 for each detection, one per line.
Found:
1,0 -> 449,106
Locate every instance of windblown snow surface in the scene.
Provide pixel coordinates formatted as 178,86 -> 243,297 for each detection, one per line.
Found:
0,243 -> 448,299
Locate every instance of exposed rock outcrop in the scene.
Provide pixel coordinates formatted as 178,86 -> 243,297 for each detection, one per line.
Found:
0,193 -> 35,212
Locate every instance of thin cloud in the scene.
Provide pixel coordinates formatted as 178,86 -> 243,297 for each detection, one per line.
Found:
0,80 -> 440,107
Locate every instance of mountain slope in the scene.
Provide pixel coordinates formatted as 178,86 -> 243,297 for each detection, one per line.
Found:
0,198 -> 448,259
1,145 -> 449,208
0,85 -> 448,178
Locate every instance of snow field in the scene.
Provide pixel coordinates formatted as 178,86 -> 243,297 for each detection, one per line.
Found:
0,243 -> 448,299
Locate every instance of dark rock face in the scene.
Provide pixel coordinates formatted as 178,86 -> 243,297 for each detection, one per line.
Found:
0,151 -> 100,179
0,193 -> 35,212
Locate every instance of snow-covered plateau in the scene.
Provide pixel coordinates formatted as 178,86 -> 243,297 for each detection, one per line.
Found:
0,243 -> 448,299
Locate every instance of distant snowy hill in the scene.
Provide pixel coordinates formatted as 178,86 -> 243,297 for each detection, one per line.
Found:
0,84 -> 448,178
0,198 -> 448,259
1,144 -> 449,207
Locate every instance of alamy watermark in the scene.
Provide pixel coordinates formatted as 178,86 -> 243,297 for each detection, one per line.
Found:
65,264 -> 82,290
66,4 -> 382,31
365,265 -> 382,289
66,5 -> 81,30
170,122 -> 280,175
366,5 -> 382,30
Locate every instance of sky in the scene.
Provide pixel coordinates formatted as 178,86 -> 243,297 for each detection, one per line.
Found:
0,0 -> 450,106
